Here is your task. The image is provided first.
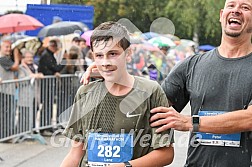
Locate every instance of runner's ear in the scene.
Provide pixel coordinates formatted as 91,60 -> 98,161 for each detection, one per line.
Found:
125,48 -> 132,62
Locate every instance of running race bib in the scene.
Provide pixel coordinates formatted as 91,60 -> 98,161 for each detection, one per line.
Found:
87,133 -> 133,167
196,111 -> 241,147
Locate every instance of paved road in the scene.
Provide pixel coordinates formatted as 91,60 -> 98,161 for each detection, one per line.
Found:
168,104 -> 190,167
0,105 -> 190,167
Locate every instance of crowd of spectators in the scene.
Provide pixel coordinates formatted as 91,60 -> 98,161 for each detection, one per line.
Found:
0,35 -> 90,138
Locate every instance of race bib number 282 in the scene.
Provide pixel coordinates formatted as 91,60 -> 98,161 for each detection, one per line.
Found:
87,133 -> 133,167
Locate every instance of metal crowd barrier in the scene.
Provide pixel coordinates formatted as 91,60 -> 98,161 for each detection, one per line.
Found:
0,74 -> 80,143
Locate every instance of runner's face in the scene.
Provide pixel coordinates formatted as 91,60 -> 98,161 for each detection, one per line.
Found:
220,0 -> 252,37
92,39 -> 129,83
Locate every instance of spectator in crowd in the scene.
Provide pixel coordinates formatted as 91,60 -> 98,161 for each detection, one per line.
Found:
71,37 -> 80,46
185,46 -> 195,58
0,40 -> 20,79
79,38 -> 89,71
38,39 -> 64,76
135,50 -> 146,72
20,49 -> 44,79
16,49 -> 44,133
0,40 -> 20,138
38,39 -> 64,134
84,50 -> 94,67
33,46 -> 45,66
159,46 -> 172,81
61,45 -> 83,74
148,64 -> 158,81
159,46 -> 170,56
58,46 -> 83,118
80,37 -> 91,70
79,38 -> 87,57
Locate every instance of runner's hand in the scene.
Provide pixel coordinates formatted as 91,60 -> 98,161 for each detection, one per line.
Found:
80,63 -> 101,85
150,106 -> 192,133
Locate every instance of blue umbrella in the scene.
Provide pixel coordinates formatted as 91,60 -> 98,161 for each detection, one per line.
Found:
199,45 -> 215,51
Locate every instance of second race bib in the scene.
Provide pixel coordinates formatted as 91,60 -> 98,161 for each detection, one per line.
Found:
196,111 -> 241,147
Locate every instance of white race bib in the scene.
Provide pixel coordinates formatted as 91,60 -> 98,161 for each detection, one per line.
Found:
196,111 -> 241,147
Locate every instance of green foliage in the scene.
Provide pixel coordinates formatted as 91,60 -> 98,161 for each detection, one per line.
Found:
165,0 -> 225,45
50,0 -> 226,45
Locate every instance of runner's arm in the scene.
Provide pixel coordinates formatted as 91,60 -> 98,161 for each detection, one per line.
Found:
199,106 -> 252,134
60,141 -> 85,167
80,62 -> 102,85
150,106 -> 252,134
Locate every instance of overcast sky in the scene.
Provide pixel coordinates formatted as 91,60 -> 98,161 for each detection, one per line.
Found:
0,0 -> 41,14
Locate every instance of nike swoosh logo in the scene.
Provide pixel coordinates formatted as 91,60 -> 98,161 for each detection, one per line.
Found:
126,112 -> 141,118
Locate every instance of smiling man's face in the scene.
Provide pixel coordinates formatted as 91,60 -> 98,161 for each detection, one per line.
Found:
0,41 -> 11,57
220,0 -> 252,37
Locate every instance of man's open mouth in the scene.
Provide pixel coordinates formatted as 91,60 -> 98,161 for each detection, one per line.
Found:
228,18 -> 242,25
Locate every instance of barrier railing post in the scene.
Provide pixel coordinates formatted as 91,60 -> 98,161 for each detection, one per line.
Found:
0,74 -> 79,143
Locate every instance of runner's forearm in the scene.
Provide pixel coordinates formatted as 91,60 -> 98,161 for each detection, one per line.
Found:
129,145 -> 174,167
60,141 -> 85,167
60,152 -> 80,167
199,106 -> 252,134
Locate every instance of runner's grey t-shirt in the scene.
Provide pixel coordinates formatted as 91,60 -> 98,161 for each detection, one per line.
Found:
162,48 -> 252,167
